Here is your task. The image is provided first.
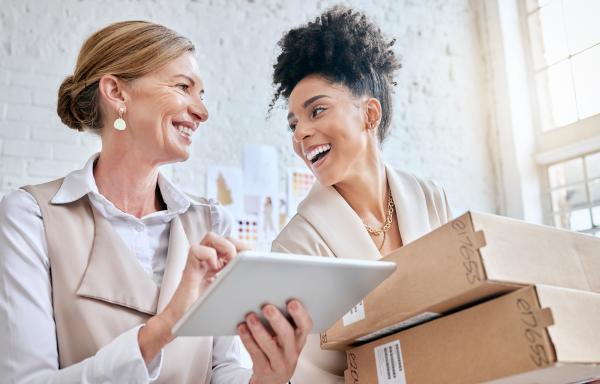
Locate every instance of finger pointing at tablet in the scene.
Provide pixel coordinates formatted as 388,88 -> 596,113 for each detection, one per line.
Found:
139,232 -> 240,363
239,300 -> 313,384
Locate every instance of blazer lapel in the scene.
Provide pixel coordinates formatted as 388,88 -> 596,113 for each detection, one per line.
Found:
297,165 -> 434,260
157,216 -> 190,312
298,182 -> 380,260
386,165 -> 432,244
77,205 -> 159,316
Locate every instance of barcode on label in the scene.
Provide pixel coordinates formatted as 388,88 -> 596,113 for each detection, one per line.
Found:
342,300 -> 365,326
374,340 -> 406,384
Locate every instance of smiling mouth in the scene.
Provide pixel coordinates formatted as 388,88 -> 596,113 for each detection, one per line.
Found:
311,149 -> 330,164
306,144 -> 332,164
174,124 -> 193,141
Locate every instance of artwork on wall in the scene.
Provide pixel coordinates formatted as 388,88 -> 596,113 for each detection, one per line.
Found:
287,167 -> 316,216
206,166 -> 244,218
234,215 -> 259,248
204,146 -> 317,251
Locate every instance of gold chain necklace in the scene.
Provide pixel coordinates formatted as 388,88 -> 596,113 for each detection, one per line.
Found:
364,188 -> 395,238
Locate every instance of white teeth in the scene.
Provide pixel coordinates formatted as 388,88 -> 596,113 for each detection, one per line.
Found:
305,144 -> 331,162
175,124 -> 193,138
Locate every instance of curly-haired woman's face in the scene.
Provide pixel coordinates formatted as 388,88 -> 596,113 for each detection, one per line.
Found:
287,75 -> 375,186
119,52 -> 208,164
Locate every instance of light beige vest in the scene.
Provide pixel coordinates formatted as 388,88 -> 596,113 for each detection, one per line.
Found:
272,166 -> 453,384
24,179 -> 215,383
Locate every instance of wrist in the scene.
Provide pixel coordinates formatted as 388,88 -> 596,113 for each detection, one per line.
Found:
151,310 -> 177,345
138,313 -> 175,363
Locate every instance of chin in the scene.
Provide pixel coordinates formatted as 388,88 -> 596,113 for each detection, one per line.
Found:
311,167 -> 340,187
163,147 -> 190,164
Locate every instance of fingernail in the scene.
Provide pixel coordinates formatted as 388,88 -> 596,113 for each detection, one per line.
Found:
238,324 -> 246,334
248,315 -> 257,325
289,301 -> 298,311
264,305 -> 275,318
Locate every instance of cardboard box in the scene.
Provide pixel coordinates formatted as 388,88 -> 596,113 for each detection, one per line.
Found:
346,285 -> 600,384
322,211 -> 600,350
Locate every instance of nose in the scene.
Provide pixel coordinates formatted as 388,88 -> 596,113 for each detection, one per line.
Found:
292,122 -> 313,143
189,99 -> 209,123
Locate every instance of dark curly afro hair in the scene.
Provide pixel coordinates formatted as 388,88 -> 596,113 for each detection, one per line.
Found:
271,6 -> 401,143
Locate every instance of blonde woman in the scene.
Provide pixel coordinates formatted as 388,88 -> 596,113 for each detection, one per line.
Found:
270,7 -> 452,383
0,21 -> 311,383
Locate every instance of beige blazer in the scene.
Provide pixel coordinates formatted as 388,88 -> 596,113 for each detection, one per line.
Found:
24,179 -> 216,384
272,165 -> 452,384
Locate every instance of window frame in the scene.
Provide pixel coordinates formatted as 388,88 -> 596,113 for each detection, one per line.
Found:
518,0 -> 600,233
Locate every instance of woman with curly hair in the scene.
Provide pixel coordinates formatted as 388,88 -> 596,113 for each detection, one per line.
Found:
271,6 -> 453,383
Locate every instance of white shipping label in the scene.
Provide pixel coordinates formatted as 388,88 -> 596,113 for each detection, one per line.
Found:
355,312 -> 440,343
374,340 -> 406,384
342,300 -> 365,326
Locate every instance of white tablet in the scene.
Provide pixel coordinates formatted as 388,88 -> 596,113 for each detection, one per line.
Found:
172,251 -> 396,336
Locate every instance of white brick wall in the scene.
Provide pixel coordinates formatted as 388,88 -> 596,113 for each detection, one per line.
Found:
0,0 -> 500,215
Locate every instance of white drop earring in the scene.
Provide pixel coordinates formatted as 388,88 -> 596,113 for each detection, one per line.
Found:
113,107 -> 126,131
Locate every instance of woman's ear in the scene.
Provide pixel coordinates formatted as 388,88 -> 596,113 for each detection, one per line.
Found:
364,97 -> 382,131
98,74 -> 129,112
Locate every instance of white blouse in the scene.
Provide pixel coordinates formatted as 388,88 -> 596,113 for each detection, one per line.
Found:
0,154 -> 252,383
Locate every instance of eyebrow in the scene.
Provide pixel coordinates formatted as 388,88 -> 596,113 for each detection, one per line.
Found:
287,94 -> 331,120
172,74 -> 196,85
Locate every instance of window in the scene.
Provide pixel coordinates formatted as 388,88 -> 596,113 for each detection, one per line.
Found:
545,152 -> 600,236
523,0 -> 600,235
526,0 -> 600,130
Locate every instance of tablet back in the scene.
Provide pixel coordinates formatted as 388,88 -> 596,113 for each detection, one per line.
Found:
172,251 -> 396,336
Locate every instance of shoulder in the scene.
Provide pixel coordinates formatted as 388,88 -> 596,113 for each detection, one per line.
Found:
272,213 -> 333,256
276,214 -> 319,240
0,189 -> 48,267
392,168 -> 453,225
185,196 -> 234,236
0,189 -> 42,221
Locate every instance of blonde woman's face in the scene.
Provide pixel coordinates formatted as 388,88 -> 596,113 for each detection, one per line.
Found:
125,52 -> 208,164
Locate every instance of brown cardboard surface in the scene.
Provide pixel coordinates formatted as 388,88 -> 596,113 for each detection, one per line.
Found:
345,286 -> 600,384
322,212 -> 600,350
484,364 -> 600,384
473,212 -> 600,292
535,285 -> 600,363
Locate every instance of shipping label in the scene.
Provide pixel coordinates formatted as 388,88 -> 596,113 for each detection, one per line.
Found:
374,340 -> 406,384
342,300 -> 365,326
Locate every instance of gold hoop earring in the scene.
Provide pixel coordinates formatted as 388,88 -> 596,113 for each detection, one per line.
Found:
113,107 -> 126,131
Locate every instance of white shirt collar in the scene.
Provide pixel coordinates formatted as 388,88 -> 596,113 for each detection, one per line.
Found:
51,153 -> 199,216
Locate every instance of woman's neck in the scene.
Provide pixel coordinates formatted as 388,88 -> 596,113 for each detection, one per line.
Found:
334,154 -> 388,226
93,147 -> 163,219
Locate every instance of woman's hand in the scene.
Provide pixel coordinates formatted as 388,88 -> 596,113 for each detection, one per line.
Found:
239,300 -> 313,384
138,232 -> 248,363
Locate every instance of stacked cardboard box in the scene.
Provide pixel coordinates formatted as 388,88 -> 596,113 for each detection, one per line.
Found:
325,212 -> 600,383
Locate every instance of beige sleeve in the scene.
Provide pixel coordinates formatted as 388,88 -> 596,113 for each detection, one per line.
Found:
414,177 -> 453,228
271,215 -> 346,384
271,215 -> 335,258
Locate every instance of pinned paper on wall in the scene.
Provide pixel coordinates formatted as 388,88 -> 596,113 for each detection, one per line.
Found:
243,144 -> 278,198
278,193 -> 288,230
206,166 -> 244,218
259,195 -> 278,244
243,144 -> 279,251
287,168 -> 316,215
235,215 -> 259,248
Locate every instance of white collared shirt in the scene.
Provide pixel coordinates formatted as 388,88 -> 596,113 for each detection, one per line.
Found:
0,154 -> 252,383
